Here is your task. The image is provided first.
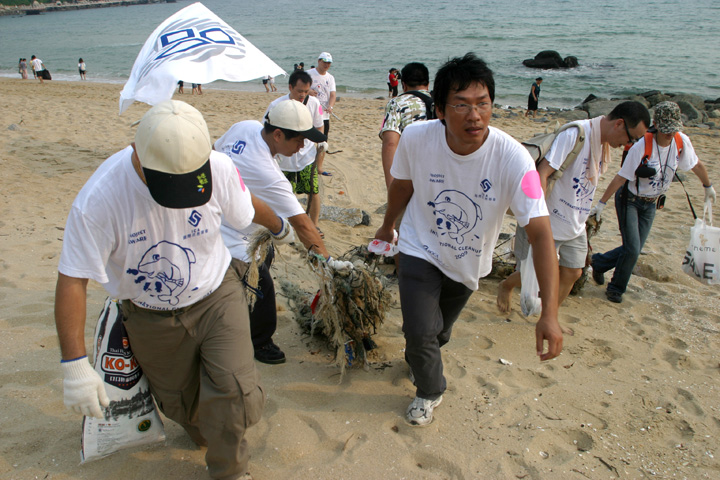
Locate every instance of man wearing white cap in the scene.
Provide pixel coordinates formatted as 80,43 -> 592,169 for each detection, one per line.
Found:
54,100 -> 293,480
307,51 -> 336,176
216,99 -> 351,365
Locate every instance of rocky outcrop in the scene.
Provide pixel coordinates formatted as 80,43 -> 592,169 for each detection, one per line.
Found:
522,51 -> 579,69
577,91 -> 720,129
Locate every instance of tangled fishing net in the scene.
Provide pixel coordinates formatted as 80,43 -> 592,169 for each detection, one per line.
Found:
246,230 -> 391,376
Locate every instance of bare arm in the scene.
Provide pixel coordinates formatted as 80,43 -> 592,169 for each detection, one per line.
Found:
328,91 -> 336,111
55,274 -> 89,360
380,131 -> 401,191
524,216 -> 563,361
288,213 -> 329,258
691,160 -> 712,187
250,193 -> 283,233
598,174 -> 628,204
375,179 -> 413,242
536,159 -> 555,195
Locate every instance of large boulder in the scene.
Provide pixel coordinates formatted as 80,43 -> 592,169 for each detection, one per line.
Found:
522,50 -> 579,69
675,100 -> 701,121
558,109 -> 589,121
581,99 -> 625,118
646,93 -> 671,107
669,93 -> 705,111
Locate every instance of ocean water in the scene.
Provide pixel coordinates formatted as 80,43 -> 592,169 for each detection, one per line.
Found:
1,0 -> 719,108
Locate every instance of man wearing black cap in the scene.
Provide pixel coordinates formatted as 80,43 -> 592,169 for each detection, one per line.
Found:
54,100 -> 293,480
216,99 -> 351,365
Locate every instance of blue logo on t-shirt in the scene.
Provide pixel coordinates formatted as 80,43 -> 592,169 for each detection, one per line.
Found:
126,241 -> 196,306
232,140 -> 246,155
188,210 -> 202,227
428,190 -> 482,245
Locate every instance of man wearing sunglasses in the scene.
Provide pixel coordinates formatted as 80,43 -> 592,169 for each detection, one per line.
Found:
590,101 -> 715,303
498,101 -> 650,321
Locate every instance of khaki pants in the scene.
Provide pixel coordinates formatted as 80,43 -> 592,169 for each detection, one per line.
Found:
121,261 -> 264,480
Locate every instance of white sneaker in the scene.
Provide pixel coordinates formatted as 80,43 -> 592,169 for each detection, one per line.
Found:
405,395 -> 442,426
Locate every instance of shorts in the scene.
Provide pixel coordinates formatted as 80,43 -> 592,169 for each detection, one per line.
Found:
514,225 -> 587,269
262,79 -> 268,84
284,163 -> 319,194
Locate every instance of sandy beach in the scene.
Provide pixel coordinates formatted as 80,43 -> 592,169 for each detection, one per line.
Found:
1,78 -> 720,480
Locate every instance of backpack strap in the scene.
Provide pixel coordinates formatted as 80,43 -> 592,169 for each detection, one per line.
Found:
551,123 -> 586,176
674,132 -> 683,154
402,90 -> 435,119
642,131 -> 654,162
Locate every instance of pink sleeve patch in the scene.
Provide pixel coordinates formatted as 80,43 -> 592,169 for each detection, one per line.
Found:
521,170 -> 543,199
236,168 -> 246,192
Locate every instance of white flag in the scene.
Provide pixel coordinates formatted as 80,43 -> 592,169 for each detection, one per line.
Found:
119,2 -> 285,114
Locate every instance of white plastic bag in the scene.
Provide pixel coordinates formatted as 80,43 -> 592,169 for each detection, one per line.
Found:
682,204 -> 720,285
520,245 -> 542,316
81,298 -> 165,463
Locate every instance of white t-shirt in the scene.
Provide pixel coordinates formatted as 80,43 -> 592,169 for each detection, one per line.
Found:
619,133 -> 698,197
31,58 -> 43,72
214,121 -> 306,261
58,147 -> 254,310
263,94 -> 324,171
391,121 -> 549,290
307,67 -> 335,120
543,119 -> 597,240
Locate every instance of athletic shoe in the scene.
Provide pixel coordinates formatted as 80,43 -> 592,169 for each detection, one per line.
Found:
606,290 -> 623,304
254,341 -> 286,364
405,395 -> 442,426
591,267 -> 605,285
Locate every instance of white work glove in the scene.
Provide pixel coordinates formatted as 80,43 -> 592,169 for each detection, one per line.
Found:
589,201 -> 606,222
317,141 -> 329,152
327,256 -> 354,275
704,184 -> 716,204
61,356 -> 109,419
270,217 -> 295,245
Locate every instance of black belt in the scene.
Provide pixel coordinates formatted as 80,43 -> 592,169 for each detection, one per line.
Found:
628,192 -> 657,203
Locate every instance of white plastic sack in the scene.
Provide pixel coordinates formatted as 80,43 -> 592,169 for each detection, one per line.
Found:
682,204 -> 720,285
81,298 -> 165,463
519,245 -> 542,316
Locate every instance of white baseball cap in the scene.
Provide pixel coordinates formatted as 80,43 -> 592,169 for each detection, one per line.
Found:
266,100 -> 327,143
318,52 -> 333,63
134,100 -> 212,209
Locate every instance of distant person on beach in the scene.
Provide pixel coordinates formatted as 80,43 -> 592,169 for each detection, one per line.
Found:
374,52 -> 562,427
379,62 -> 433,191
54,100 -> 291,480
268,75 -> 277,92
215,100 -> 347,366
192,83 -> 202,95
298,62 -> 304,71
19,58 -> 28,79
525,77 -> 542,117
78,58 -> 86,80
308,51 -> 336,176
262,75 -> 270,92
31,55 -> 45,84
387,68 -> 400,98
590,101 -> 716,304
263,70 -> 327,230
177,80 -> 184,94
497,101 -> 651,321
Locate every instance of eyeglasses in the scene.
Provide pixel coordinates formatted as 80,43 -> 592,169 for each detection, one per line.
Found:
623,119 -> 639,144
446,102 -> 492,115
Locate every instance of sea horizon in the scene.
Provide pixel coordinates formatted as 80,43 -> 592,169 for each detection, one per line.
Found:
1,0 -> 718,109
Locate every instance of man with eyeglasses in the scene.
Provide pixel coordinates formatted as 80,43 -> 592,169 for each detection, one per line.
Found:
498,101 -> 650,320
374,53 -> 562,427
590,101 -> 715,303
